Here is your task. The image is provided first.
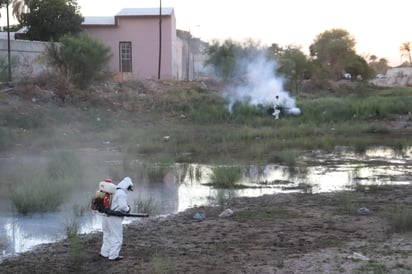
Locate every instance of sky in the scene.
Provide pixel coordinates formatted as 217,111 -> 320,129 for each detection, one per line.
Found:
76,0 -> 412,67
1,0 -> 410,66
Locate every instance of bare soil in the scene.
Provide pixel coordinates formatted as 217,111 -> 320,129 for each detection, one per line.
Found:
2,185 -> 412,273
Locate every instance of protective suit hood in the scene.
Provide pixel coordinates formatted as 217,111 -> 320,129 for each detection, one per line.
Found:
117,177 -> 133,191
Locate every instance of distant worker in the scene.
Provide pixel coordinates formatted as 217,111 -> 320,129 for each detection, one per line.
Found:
272,95 -> 280,119
100,177 -> 134,261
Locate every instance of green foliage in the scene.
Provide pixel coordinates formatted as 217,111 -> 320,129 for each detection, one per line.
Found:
345,53 -> 373,80
10,151 -> 84,215
275,45 -> 311,94
11,175 -> 67,215
310,28 -> 357,80
65,215 -> 85,264
204,39 -> 238,79
204,39 -> 264,80
46,33 -> 112,88
210,166 -> 242,188
270,150 -> 300,168
187,102 -> 231,123
133,197 -> 158,214
297,91 -> 412,124
368,57 -> 389,75
20,0 -> 83,41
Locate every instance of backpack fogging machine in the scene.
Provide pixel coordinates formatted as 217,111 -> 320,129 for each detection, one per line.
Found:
91,180 -> 149,218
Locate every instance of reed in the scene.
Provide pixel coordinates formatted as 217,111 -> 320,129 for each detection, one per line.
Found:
209,166 -> 242,188
65,216 -> 85,264
133,196 -> 158,214
11,176 -> 67,215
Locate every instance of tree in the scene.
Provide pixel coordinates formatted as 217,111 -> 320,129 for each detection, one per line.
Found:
276,45 -> 310,93
20,0 -> 83,41
369,55 -> 377,63
204,39 -> 239,80
310,28 -> 356,80
400,42 -> 412,67
345,53 -> 371,80
46,33 -> 112,88
11,0 -> 30,22
204,39 -> 266,81
267,43 -> 284,58
368,56 -> 389,75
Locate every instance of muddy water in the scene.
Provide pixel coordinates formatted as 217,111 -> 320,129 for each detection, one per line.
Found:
0,146 -> 411,261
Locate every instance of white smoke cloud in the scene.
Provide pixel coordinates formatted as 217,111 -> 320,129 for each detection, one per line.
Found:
223,53 -> 298,112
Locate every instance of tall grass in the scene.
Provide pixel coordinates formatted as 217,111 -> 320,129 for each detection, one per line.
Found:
10,151 -> 84,215
65,213 -> 84,264
11,175 -> 67,215
209,166 -> 242,188
133,196 -> 158,214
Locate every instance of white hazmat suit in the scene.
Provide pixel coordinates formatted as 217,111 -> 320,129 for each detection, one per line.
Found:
100,177 -> 133,260
272,95 -> 281,119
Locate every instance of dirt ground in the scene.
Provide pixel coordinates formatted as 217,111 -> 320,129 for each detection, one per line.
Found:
1,184 -> 412,274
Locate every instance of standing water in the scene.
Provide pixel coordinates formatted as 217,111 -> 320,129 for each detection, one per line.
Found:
0,146 -> 411,261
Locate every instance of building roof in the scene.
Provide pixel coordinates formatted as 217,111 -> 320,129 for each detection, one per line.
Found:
82,7 -> 174,25
117,7 -> 174,16
83,16 -> 115,25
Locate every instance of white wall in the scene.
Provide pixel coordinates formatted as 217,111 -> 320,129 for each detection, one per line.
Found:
0,38 -> 49,81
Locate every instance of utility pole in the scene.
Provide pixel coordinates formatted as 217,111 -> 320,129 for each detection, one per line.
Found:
157,0 -> 162,79
186,29 -> 190,81
6,0 -> 11,83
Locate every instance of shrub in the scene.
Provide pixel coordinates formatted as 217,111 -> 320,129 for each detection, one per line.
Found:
46,33 -> 112,88
11,175 -> 66,215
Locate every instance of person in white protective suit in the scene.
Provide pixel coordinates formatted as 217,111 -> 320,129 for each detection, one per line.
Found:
100,177 -> 134,261
272,95 -> 281,119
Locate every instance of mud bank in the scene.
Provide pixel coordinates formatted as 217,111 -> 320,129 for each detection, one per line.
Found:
1,185 -> 412,273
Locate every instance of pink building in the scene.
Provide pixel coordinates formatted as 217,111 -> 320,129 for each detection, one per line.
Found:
82,7 -> 185,81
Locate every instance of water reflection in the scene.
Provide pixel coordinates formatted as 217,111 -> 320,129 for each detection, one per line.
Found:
0,146 -> 411,261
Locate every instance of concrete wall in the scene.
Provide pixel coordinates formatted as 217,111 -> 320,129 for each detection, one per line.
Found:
370,67 -> 412,87
0,39 -> 49,81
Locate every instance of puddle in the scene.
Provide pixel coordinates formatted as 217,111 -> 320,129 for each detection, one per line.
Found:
0,146 -> 411,261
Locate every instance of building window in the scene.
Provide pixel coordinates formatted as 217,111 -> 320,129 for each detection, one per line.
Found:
119,42 -> 132,72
